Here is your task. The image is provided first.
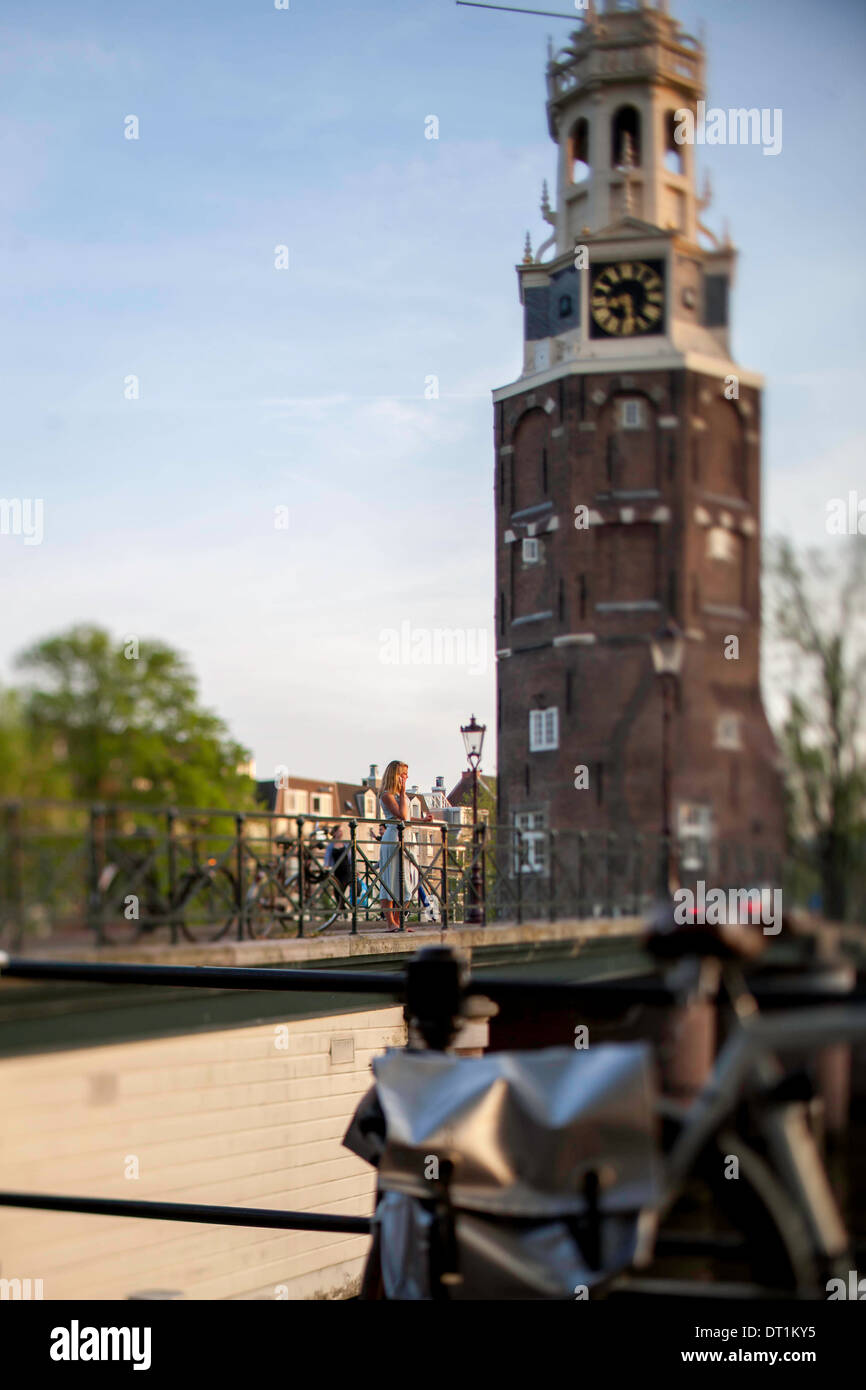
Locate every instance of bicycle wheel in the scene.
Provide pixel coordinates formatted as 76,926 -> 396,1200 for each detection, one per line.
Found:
246,879 -> 287,940
94,859 -> 163,946
96,886 -> 153,946
635,1116 -> 822,1297
177,866 -> 239,943
96,912 -> 148,947
281,872 -> 341,934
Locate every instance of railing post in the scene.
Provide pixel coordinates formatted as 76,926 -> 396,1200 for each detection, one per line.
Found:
577,831 -> 586,919
397,820 -> 405,931
515,829 -> 524,925
480,821 -> 488,926
348,819 -> 358,935
166,809 -> 179,945
548,828 -> 557,923
235,814 -> 246,941
296,816 -> 305,937
88,804 -> 105,945
634,833 -> 643,916
606,832 -> 614,916
3,801 -> 23,949
440,823 -> 449,929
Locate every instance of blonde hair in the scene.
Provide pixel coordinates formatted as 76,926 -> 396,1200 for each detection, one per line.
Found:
380,760 -> 408,796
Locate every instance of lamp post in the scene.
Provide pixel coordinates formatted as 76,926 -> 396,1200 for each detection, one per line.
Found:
649,621 -> 685,898
460,714 -> 487,925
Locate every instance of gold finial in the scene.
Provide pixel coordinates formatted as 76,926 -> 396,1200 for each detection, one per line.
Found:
522,231 -> 533,264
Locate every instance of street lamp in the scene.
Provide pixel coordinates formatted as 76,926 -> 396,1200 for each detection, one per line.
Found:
649,621 -> 685,897
460,715 -> 487,925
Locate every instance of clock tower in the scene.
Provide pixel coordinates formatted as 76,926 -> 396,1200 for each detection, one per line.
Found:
493,0 -> 785,890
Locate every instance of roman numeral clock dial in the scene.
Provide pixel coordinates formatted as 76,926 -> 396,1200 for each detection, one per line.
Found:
590,260 -> 665,338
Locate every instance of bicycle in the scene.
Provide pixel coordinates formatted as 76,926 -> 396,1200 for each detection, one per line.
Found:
95,837 -> 239,945
245,835 -> 347,938
354,916 -> 866,1299
594,908 -> 864,1299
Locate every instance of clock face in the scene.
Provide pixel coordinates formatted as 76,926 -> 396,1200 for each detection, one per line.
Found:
590,260 -> 665,338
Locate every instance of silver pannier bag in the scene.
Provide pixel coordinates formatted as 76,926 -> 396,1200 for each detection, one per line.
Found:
344,1042 -> 662,1299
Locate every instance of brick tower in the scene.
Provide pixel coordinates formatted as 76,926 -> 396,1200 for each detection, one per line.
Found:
493,0 -> 785,884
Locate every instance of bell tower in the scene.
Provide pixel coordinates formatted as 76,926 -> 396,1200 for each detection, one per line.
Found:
548,0 -> 703,249
493,0 -> 785,888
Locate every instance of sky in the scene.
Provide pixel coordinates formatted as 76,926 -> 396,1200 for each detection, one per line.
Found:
1,0 -> 864,794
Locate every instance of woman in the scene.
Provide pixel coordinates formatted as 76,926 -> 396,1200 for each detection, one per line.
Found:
378,760 -> 432,932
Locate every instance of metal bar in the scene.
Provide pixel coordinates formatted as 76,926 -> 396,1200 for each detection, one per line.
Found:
0,1190 -> 371,1235
235,814 -> 246,942
87,805 -> 104,945
2,954 -> 859,1010
480,821 -> 488,926
515,830 -> 524,925
548,828 -> 556,923
397,820 -> 405,931
0,956 -> 404,994
2,802 -> 23,949
440,823 -> 449,929
456,1 -> 582,19
349,818 -> 358,935
166,808 -> 178,946
296,816 -> 305,937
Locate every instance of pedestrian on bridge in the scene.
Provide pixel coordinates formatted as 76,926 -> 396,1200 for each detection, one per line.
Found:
378,760 -> 431,931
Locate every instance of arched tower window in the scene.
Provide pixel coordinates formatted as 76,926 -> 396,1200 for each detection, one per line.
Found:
611,105 -> 641,168
569,117 -> 590,183
512,408 -> 548,514
664,110 -> 684,175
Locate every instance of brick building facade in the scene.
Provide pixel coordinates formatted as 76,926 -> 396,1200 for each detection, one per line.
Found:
494,0 -> 785,882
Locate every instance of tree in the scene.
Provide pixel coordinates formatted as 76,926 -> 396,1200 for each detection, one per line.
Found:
453,773 -> 497,820
14,625 -> 256,809
766,537 -> 866,921
0,685 -> 73,800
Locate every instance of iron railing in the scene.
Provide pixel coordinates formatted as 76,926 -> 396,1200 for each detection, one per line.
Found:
0,797 -> 792,948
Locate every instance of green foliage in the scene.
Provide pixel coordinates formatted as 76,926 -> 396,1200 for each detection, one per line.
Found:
454,774 -> 497,819
0,685 -> 74,800
8,625 -> 256,809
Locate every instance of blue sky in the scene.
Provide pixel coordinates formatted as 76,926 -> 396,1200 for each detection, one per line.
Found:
1,0 -> 864,792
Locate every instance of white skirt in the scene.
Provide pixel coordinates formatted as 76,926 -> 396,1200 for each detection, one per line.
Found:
378,823 -> 419,903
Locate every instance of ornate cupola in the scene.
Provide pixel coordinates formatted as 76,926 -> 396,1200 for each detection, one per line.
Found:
516,0 -> 737,383
547,0 -> 704,247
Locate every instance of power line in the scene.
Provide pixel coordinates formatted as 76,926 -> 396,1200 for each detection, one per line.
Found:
456,1 -> 583,20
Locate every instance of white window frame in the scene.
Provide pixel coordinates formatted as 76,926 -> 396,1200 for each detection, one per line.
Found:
529,707 -> 559,752
618,397 -> 646,430
715,713 -> 742,751
522,536 -> 541,564
514,810 -> 548,874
